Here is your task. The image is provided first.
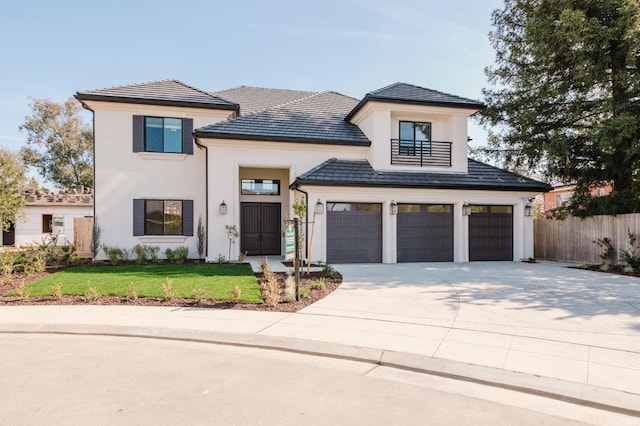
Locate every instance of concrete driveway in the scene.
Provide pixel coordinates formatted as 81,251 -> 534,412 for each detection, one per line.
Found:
260,261 -> 640,395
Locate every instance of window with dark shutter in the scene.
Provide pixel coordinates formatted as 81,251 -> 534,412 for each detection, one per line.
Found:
134,116 -> 193,155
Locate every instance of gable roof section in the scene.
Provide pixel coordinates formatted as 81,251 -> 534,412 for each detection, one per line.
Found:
345,82 -> 485,121
292,158 -> 550,192
75,79 -> 239,111
195,91 -> 370,146
210,86 -> 317,115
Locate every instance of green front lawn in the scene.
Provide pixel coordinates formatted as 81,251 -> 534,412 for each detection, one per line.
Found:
22,263 -> 263,303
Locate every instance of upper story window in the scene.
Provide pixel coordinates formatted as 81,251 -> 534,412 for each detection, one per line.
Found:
145,117 -> 182,153
399,121 -> 431,156
241,179 -> 280,195
132,116 -> 194,155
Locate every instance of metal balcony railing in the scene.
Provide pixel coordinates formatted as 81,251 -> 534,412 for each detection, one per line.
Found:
390,139 -> 452,167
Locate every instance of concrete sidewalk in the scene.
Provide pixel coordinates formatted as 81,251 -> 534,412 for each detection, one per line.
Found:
0,261 -> 639,417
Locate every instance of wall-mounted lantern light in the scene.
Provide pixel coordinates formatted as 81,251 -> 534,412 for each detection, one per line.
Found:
390,200 -> 398,215
524,203 -> 534,217
219,200 -> 227,215
462,203 -> 471,216
314,199 -> 324,214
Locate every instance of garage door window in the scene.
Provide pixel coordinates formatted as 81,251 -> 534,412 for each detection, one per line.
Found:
355,203 -> 381,212
327,203 -> 352,212
399,204 -> 420,213
427,205 -> 451,213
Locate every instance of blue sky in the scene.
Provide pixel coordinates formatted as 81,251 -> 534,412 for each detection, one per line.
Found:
0,0 -> 504,153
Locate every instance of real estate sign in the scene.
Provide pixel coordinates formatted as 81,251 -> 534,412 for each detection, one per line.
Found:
284,224 -> 295,261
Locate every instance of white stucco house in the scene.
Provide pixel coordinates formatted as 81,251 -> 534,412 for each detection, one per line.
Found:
1,188 -> 93,247
75,80 -> 549,263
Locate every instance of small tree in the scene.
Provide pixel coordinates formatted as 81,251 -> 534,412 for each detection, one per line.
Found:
196,216 -> 206,259
90,219 -> 101,258
225,225 -> 239,261
0,149 -> 27,231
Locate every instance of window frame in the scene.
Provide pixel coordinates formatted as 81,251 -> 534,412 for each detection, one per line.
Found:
143,199 -> 184,236
241,179 -> 281,196
144,116 -> 183,153
399,120 -> 432,156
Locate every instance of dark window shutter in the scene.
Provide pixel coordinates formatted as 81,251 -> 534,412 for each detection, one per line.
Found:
133,115 -> 144,152
133,199 -> 145,236
182,118 -> 194,155
182,200 -> 194,236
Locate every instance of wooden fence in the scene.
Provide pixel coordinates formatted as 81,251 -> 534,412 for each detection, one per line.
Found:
534,213 -> 640,263
74,217 -> 94,258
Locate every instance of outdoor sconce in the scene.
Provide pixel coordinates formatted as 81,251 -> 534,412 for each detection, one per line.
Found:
462,203 -> 471,216
219,200 -> 227,215
314,199 -> 324,214
390,200 -> 398,215
524,203 -> 534,217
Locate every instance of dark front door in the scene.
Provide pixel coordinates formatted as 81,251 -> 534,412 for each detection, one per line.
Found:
397,204 -> 454,262
2,223 -> 15,246
241,203 -> 281,255
469,205 -> 513,261
327,203 -> 382,263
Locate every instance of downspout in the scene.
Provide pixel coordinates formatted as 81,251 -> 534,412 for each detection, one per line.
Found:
79,101 -> 97,243
194,137 -> 209,259
291,184 -> 309,260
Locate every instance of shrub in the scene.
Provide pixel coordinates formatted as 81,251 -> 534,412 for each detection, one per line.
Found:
85,282 -> 99,301
102,245 -> 126,265
132,244 -> 148,264
51,283 -> 63,300
300,286 -> 311,300
162,277 -> 176,301
593,237 -> 616,265
192,287 -> 208,304
620,231 -> 640,270
196,217 -> 206,259
165,246 -> 189,264
311,278 -> 326,290
284,271 -> 296,303
229,285 -> 242,303
127,282 -> 138,300
322,263 -> 338,279
261,259 -> 280,306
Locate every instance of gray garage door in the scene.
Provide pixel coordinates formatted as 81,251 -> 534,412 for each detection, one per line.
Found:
469,205 -> 513,261
397,204 -> 453,262
327,203 -> 382,263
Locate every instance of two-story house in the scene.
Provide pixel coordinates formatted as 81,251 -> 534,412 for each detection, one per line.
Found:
75,80 -> 549,264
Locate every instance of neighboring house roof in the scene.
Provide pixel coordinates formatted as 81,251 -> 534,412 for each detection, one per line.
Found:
345,82 -> 485,121
210,86 -> 317,115
75,80 -> 239,111
20,187 -> 93,206
195,91 -> 371,146
292,158 -> 550,192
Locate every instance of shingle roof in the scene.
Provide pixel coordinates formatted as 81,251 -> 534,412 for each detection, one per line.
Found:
195,91 -> 370,146
345,82 -> 485,121
292,158 -> 550,192
210,86 -> 317,115
75,80 -> 239,111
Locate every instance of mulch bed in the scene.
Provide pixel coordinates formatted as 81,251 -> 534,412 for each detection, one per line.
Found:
572,263 -> 640,278
0,268 -> 341,312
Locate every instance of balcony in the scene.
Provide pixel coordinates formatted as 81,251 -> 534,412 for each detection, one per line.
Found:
391,139 -> 452,167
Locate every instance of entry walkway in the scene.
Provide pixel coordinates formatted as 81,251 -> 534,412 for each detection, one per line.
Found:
0,261 -> 639,418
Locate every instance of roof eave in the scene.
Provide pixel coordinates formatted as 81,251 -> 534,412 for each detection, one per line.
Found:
194,131 -> 371,147
74,93 -> 240,112
345,95 -> 486,121
293,179 -> 549,192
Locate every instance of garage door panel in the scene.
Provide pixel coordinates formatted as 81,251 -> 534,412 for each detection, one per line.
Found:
327,204 -> 382,264
397,204 -> 453,262
469,207 -> 513,261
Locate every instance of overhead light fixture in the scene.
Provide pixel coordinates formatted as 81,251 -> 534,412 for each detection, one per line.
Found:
462,203 -> 471,216
390,200 -> 398,215
219,200 -> 227,215
314,199 -> 324,214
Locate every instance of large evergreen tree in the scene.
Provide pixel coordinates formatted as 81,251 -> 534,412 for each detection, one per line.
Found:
481,0 -> 640,217
20,98 -> 93,189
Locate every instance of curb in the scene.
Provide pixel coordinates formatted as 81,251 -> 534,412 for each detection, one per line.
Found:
1,322 -> 639,418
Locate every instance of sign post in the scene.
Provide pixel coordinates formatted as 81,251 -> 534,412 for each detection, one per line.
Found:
284,218 -> 301,301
